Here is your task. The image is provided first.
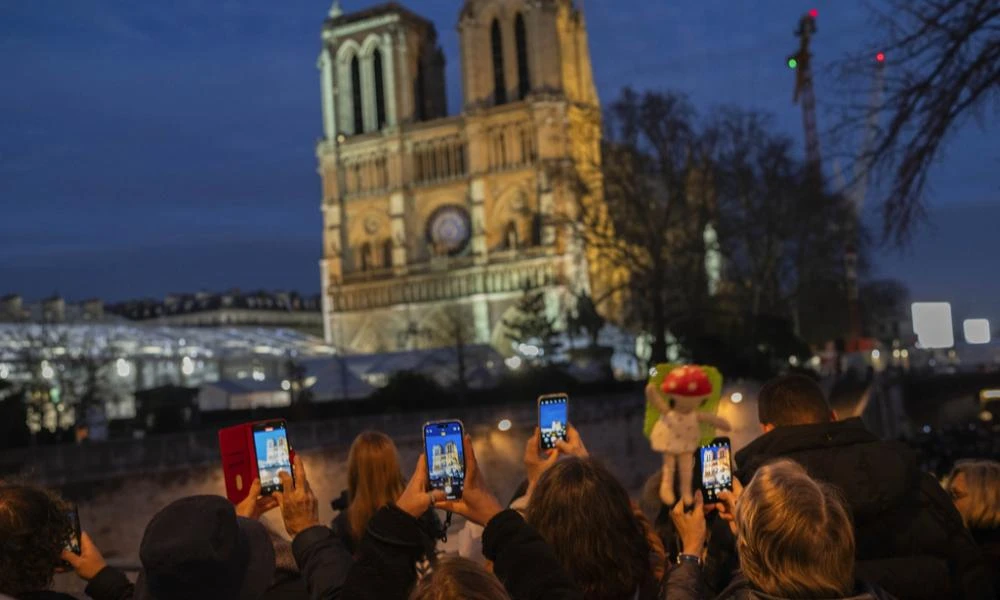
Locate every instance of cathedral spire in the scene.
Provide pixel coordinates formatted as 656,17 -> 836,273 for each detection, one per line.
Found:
328,0 -> 343,19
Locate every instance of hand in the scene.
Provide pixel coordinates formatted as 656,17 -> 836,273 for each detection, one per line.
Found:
670,491 -> 707,555
554,424 -> 589,459
397,455 -> 446,518
274,455 -> 320,537
61,532 -> 107,581
524,428 -> 560,491
715,478 -> 745,536
435,436 -> 504,527
235,479 -> 279,520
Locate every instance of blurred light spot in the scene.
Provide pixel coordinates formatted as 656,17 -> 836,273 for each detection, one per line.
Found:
911,303 -> 954,349
872,349 -> 881,360
963,319 -> 991,345
922,425 -> 932,434
730,392 -> 744,404
281,380 -> 291,391
116,358 -> 131,378
498,419 -> 512,432
505,356 -> 522,370
980,411 -> 994,422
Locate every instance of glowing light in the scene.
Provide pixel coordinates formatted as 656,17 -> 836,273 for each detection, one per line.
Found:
982,389 -> 1000,401
892,349 -> 901,359
872,349 -> 881,360
911,302 -> 954,349
980,411 -> 994,423
901,349 -> 909,358
730,392 -> 744,404
0,365 -> 8,379
41,361 -> 55,379
116,358 -> 131,378
252,369 -> 266,381
281,380 -> 291,391
787,57 -> 798,69
963,319 -> 991,344
497,419 -> 512,432
519,343 -> 540,358
181,356 -> 195,376
808,8 -> 818,18
505,356 -> 522,370
875,52 -> 885,63
788,356 -> 799,366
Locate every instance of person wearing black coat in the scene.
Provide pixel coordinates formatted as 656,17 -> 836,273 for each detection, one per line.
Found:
341,437 -> 582,600
705,375 -> 993,600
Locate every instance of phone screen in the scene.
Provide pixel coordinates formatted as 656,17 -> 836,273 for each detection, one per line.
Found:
253,422 -> 292,495
65,507 -> 81,555
424,421 -> 465,500
538,394 -> 569,450
699,438 -> 733,503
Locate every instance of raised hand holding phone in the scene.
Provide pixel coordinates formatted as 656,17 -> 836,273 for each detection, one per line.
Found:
537,393 -> 569,450
274,455 -> 319,537
61,532 -> 108,582
235,478 -> 279,520
397,454 -> 447,518
434,435 -> 504,527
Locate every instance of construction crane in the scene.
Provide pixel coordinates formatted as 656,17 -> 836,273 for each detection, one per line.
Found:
787,9 -> 821,180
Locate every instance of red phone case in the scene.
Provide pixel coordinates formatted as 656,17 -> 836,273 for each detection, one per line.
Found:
218,421 -> 296,505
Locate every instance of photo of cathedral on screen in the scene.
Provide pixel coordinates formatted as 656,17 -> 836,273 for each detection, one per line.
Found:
316,0 -> 615,355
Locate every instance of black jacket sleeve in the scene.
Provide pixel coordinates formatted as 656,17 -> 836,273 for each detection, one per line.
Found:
339,505 -> 430,600
292,525 -> 354,600
84,566 -> 134,600
663,562 -> 702,600
482,509 -> 582,600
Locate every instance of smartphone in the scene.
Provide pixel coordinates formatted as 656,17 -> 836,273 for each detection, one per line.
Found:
698,437 -> 733,504
61,505 -> 81,568
538,393 -> 569,450
423,420 -> 466,500
252,420 -> 293,495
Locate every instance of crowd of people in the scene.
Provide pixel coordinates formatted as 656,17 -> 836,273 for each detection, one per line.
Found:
1,375 -> 998,600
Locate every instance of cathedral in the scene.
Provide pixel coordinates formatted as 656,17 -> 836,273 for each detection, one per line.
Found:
316,0 -> 609,355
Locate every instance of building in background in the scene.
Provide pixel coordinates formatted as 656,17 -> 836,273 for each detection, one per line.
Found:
317,0 -> 612,356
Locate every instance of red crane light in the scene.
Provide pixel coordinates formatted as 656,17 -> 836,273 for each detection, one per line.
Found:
876,52 -> 885,63
808,8 -> 819,19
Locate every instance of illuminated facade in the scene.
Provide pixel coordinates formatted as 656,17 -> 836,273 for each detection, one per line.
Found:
316,0 -> 609,355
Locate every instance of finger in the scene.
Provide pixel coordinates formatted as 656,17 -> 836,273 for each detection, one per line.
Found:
260,497 -> 279,511
293,455 -> 309,493
61,548 -> 82,568
430,489 -> 447,503
278,470 -> 293,493
554,439 -> 572,455
694,490 -> 704,511
464,435 -> 478,480
411,454 -> 429,489
272,490 -> 285,507
248,478 -> 262,497
433,499 -> 460,513
672,498 -> 685,515
567,424 -> 580,441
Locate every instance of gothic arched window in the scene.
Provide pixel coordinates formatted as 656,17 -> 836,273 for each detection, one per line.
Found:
382,239 -> 393,268
373,49 -> 387,129
351,55 -> 364,134
515,14 -> 530,100
491,19 -> 507,105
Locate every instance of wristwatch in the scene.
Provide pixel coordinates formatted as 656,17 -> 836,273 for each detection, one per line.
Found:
676,553 -> 702,566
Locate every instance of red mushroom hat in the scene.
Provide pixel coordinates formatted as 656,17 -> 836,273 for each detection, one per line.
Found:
661,365 -> 712,397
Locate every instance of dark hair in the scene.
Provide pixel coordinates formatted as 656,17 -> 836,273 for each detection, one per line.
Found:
527,458 -> 651,600
409,556 -> 509,600
757,374 -> 832,427
0,483 -> 73,596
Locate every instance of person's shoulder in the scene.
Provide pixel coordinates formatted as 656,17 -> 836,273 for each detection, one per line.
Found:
12,592 -> 80,600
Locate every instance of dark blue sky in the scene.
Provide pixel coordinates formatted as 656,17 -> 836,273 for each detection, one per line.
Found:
0,0 -> 996,323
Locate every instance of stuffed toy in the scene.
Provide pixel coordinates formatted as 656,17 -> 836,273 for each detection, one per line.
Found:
644,364 -> 730,506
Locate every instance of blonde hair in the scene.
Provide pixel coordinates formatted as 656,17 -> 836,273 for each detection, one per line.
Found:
346,431 -> 405,542
736,459 -> 855,598
409,556 -> 510,600
949,460 -> 1000,529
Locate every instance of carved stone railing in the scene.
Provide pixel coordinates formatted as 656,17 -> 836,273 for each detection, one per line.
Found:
330,256 -> 562,312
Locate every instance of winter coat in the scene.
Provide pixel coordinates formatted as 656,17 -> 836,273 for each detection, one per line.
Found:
970,526 -> 1000,596
329,500 -> 442,562
341,506 -> 583,600
719,417 -> 993,600
666,562 -> 897,600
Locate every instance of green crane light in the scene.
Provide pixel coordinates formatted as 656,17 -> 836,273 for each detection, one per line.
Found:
787,57 -> 798,69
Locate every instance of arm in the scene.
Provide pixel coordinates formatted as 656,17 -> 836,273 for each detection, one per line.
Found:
646,384 -> 670,415
291,525 -> 354,600
84,567 -> 134,600
340,505 -> 430,600
664,562 -> 704,600
483,510 -> 583,600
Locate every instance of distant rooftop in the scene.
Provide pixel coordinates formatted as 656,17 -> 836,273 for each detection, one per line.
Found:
324,2 -> 433,30
107,290 -> 321,321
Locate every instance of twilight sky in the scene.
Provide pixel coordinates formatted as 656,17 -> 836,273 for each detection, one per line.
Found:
0,0 -> 996,323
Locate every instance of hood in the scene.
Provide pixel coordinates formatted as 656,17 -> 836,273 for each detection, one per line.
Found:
735,418 -> 919,519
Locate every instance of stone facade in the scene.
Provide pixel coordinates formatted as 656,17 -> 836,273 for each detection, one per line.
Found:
317,0 -> 606,355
